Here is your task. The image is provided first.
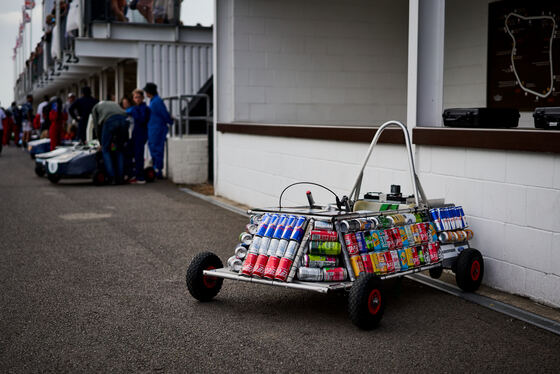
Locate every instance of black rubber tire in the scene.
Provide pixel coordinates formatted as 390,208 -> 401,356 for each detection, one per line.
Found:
144,167 -> 156,183
348,273 -> 385,330
455,248 -> 484,292
35,164 -> 45,177
92,169 -> 107,186
186,252 -> 224,302
47,173 -> 61,184
429,266 -> 443,279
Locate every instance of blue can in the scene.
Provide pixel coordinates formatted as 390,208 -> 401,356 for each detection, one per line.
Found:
256,213 -> 271,236
458,206 -> 468,228
272,215 -> 288,239
355,232 -> 368,254
442,208 -> 451,230
290,216 -> 308,242
264,214 -> 280,238
281,215 -> 297,240
429,209 -> 443,232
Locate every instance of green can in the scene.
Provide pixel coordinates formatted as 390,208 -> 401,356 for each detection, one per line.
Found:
309,241 -> 342,255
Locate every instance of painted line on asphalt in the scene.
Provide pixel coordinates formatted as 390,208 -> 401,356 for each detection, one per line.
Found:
179,188 -> 248,217
180,187 -> 560,336
407,274 -> 560,336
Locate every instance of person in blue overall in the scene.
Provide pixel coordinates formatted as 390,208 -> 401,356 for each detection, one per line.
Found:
143,83 -> 172,179
126,89 -> 151,184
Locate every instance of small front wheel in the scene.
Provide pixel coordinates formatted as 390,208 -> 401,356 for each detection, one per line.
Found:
348,273 -> 385,330
455,248 -> 484,292
186,252 -> 224,302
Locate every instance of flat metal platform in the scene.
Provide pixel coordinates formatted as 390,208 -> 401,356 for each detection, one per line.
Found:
203,262 -> 444,294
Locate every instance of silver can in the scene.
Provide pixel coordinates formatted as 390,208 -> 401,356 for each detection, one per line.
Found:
297,267 -> 323,281
234,245 -> 248,259
239,232 -> 253,246
227,256 -> 242,272
314,220 -> 333,230
283,240 -> 299,260
245,223 -> 258,235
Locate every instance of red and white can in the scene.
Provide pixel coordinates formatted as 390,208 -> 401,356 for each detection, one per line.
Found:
263,256 -> 280,279
390,249 -> 401,271
360,253 -> 374,273
411,247 -> 420,267
384,229 -> 395,250
391,228 -> 403,248
310,230 -> 338,241
419,223 -> 429,243
322,267 -> 348,281
274,258 -> 293,282
240,253 -> 258,276
384,251 -> 395,273
252,254 -> 269,277
344,233 -> 360,255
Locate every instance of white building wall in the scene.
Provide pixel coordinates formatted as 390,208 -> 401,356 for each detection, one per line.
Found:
230,0 -> 409,125
217,133 -> 413,208
418,147 -> 560,307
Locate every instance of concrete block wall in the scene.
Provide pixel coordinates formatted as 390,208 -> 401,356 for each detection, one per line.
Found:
418,145 -> 560,307
168,136 -> 208,184
230,0 -> 409,125
216,132 -> 414,208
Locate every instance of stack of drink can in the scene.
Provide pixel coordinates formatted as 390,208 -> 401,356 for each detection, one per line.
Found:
340,212 -> 441,278
231,213 -> 309,282
429,206 -> 473,244
296,220 -> 348,282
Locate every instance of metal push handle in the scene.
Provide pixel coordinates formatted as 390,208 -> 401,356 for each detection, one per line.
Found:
348,120 -> 424,207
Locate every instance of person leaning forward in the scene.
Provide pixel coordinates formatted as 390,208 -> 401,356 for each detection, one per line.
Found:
91,101 -> 129,185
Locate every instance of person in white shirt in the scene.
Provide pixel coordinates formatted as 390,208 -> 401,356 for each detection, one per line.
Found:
37,95 -> 50,135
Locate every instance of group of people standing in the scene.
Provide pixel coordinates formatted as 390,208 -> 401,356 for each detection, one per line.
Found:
0,97 -> 33,155
90,82 -> 172,184
2,82 -> 172,185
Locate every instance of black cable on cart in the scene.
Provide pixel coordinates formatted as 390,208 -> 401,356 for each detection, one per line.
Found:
278,181 -> 349,211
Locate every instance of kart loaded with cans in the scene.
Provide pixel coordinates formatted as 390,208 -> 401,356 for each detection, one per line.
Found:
186,121 -> 484,330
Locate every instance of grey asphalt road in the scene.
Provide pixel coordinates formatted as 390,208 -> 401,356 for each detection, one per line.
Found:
1,146 -> 559,373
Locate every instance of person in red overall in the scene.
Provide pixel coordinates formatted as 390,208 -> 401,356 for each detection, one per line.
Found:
49,98 -> 68,151
2,111 -> 15,146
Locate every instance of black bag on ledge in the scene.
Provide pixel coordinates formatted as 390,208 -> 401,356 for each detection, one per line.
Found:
533,107 -> 560,130
442,108 -> 519,128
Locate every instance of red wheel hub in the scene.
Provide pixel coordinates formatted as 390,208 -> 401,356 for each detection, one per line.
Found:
97,173 -> 105,183
367,289 -> 381,315
470,260 -> 481,281
202,266 -> 217,288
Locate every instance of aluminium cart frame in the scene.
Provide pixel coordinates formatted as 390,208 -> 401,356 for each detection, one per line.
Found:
187,121 -> 484,329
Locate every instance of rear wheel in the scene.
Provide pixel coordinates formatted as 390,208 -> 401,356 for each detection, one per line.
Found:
348,274 -> 385,330
144,167 -> 156,183
186,252 -> 224,302
47,173 -> 61,184
455,248 -> 484,292
35,164 -> 45,177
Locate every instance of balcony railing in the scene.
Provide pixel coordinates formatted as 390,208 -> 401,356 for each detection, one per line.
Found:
15,0 -> 183,102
